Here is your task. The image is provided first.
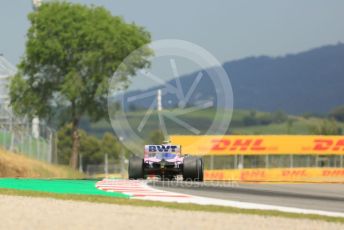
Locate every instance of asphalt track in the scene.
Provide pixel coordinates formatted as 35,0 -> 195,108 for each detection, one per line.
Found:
149,181 -> 344,213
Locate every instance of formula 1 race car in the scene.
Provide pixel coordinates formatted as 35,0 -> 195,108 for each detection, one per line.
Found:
128,143 -> 204,181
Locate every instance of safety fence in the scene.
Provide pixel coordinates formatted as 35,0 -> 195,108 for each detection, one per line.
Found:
0,106 -> 56,163
85,154 -> 127,178
86,163 -> 126,178
201,155 -> 343,169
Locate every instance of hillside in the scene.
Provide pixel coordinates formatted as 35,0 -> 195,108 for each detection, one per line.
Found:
0,148 -> 83,178
83,109 -> 344,139
124,43 -> 344,115
226,43 -> 344,114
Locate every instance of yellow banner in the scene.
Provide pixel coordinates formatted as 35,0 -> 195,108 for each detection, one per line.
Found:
204,168 -> 344,182
170,135 -> 344,155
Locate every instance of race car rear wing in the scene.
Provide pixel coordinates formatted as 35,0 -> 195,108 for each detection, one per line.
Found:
144,145 -> 181,155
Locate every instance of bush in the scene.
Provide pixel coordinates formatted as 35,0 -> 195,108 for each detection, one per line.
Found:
309,119 -> 342,135
271,110 -> 288,123
240,110 -> 285,126
242,115 -> 257,126
149,130 -> 165,144
330,105 -> 344,122
256,114 -> 273,125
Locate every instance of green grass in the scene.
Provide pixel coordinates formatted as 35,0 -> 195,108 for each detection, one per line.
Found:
0,188 -> 343,224
0,179 -> 128,198
232,118 -> 314,134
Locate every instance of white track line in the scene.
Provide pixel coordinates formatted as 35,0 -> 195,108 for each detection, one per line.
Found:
96,179 -> 192,198
96,179 -> 344,218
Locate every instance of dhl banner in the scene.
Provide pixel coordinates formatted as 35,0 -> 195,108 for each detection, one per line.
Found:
170,135 -> 344,155
204,168 -> 344,183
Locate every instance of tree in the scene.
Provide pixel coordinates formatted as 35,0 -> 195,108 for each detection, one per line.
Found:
149,130 -> 165,144
100,132 -> 120,160
257,114 -> 273,125
330,105 -> 344,122
57,124 -> 75,165
310,119 -> 342,135
242,110 -> 257,126
286,118 -> 294,134
9,2 -> 152,169
57,125 -> 120,169
271,110 -> 288,123
80,134 -> 102,166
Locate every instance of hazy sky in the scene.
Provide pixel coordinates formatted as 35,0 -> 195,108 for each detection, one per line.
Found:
1,0 -> 344,66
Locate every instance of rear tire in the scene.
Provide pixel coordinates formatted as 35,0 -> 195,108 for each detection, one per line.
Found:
198,158 -> 204,182
128,156 -> 144,179
183,157 -> 204,182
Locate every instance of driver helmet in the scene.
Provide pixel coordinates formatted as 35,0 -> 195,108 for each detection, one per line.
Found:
162,140 -> 171,145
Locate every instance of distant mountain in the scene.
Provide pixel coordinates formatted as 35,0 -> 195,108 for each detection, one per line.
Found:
123,43 -> 344,114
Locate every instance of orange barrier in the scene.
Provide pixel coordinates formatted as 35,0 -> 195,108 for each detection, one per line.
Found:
204,168 -> 344,183
170,135 -> 344,155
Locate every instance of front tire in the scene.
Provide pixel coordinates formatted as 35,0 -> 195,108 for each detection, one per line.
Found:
128,156 -> 144,179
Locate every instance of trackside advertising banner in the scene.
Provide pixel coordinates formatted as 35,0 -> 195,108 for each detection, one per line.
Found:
204,168 -> 344,182
170,135 -> 344,155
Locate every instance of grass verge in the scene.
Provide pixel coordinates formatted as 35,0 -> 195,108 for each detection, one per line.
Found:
0,188 -> 343,224
0,148 -> 84,178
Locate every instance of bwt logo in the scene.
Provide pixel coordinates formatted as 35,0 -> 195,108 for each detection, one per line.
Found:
148,145 -> 178,152
210,139 -> 267,151
313,139 -> 344,151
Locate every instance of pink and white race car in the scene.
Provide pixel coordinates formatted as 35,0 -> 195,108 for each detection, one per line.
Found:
128,143 -> 203,181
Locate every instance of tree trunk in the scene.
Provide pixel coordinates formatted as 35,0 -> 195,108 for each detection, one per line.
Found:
69,118 -> 80,169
